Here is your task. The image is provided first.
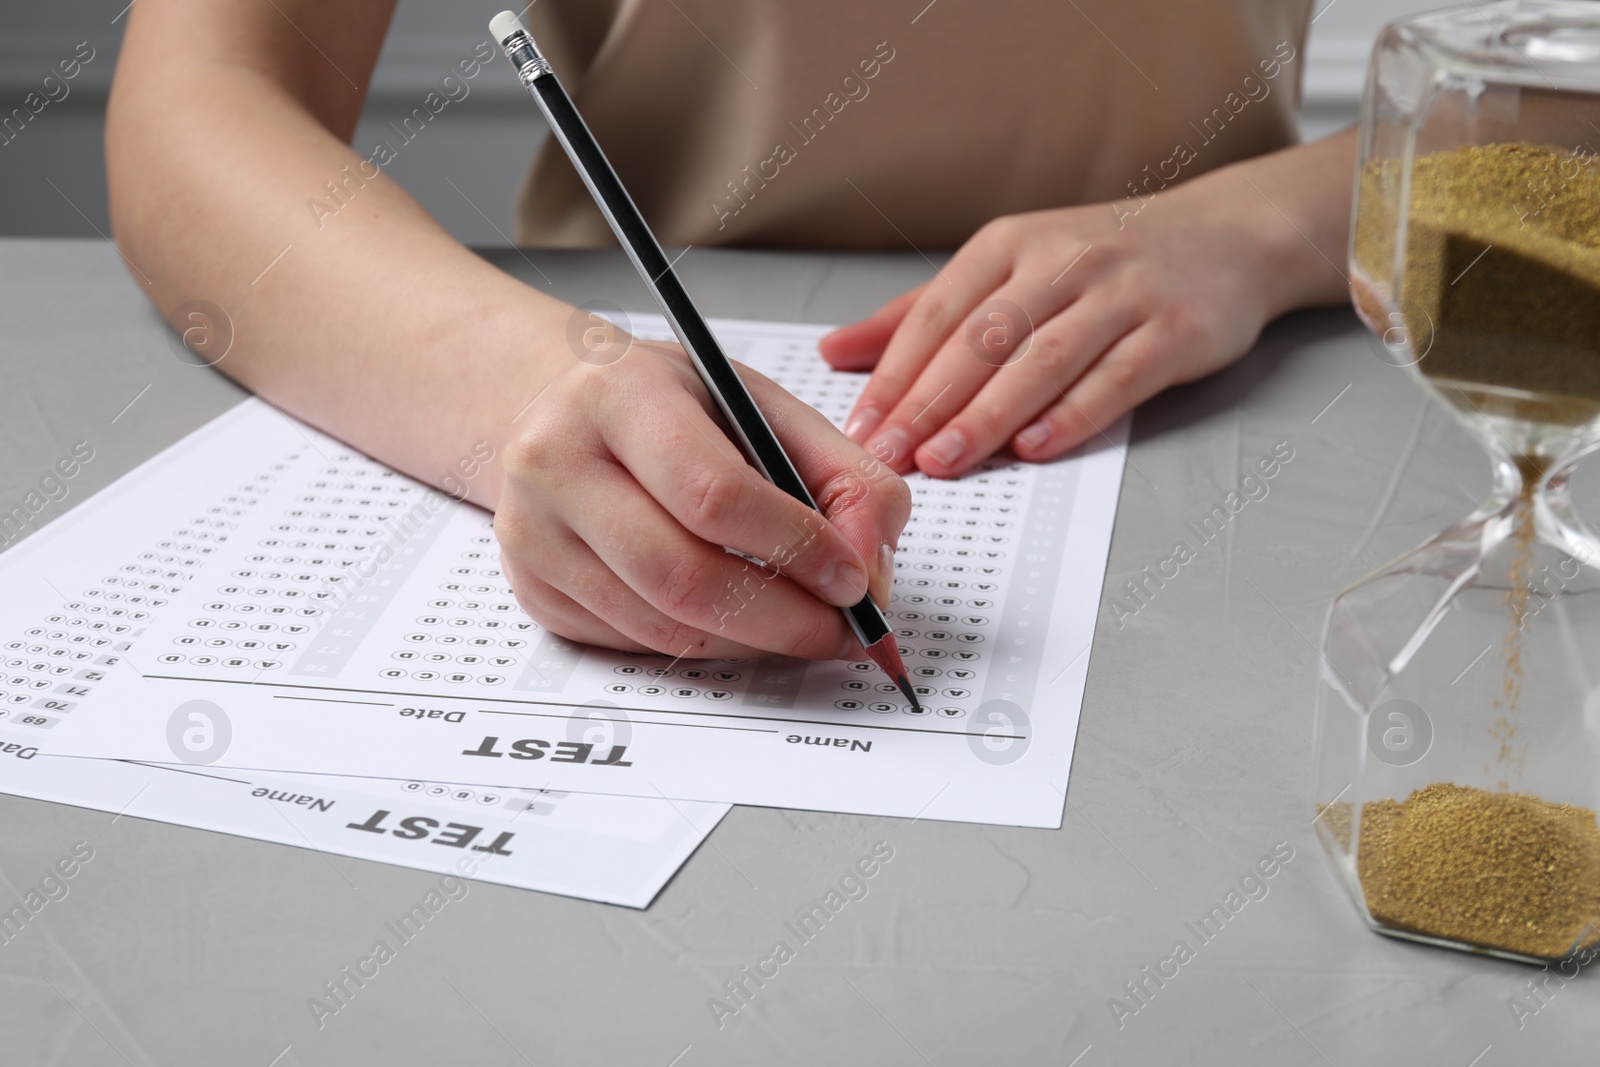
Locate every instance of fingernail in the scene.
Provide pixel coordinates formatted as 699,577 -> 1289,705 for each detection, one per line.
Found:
920,427 -> 967,469
868,542 -> 895,609
1015,420 -> 1051,454
817,560 -> 868,606
844,405 -> 882,443
866,426 -> 911,465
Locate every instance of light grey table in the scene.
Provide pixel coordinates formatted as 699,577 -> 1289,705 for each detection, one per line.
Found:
0,237 -> 1593,1066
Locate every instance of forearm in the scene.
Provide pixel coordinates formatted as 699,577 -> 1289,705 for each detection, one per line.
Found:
107,5 -> 566,511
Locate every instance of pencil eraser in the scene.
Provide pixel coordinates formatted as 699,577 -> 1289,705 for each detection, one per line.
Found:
489,10 -> 526,44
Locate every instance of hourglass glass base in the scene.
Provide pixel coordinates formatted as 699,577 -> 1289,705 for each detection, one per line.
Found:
1316,804 -> 1600,965
1313,457 -> 1600,967
1365,914 -> 1593,966
1317,814 -> 1600,966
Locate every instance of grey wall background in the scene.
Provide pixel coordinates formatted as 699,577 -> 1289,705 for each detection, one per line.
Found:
0,0 -> 1437,245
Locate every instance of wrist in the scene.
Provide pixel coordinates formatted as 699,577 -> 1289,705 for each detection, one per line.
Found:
1177,135 -> 1357,320
469,286 -> 583,511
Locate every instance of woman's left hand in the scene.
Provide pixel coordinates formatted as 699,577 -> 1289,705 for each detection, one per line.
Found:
819,136 -> 1354,477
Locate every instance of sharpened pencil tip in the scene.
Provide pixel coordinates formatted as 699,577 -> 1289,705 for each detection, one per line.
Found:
862,634 -> 922,713
894,672 -> 923,713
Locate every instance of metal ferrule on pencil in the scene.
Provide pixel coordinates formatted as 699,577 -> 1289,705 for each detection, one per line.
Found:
497,29 -> 552,87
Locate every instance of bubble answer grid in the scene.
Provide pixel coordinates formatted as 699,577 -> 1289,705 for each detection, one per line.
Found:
28,319 -> 1072,733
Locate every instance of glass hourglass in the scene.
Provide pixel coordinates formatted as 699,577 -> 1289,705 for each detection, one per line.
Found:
1314,0 -> 1600,963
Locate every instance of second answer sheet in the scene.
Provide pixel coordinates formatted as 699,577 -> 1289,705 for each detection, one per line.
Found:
2,743 -> 724,908
18,318 -> 1127,828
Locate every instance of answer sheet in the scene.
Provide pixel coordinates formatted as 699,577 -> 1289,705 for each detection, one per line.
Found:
0,395 -> 726,907
12,317 -> 1127,828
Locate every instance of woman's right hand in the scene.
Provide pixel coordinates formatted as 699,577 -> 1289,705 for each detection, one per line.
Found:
108,0 -> 912,662
493,335 -> 913,660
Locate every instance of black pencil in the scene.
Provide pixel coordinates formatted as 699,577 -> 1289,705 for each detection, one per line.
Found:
489,11 -> 922,712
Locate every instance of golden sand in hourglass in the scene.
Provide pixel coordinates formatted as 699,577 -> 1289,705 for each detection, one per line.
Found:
1354,142 -> 1600,425
1356,784 -> 1600,960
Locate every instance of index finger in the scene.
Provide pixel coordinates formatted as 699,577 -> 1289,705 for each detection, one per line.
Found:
604,355 -> 906,610
739,363 -> 914,605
